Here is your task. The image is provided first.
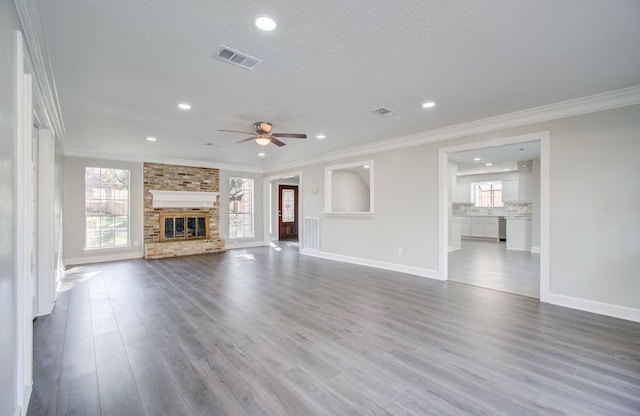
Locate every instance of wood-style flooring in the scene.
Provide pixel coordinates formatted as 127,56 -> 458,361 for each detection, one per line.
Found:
449,238 -> 540,298
28,243 -> 640,415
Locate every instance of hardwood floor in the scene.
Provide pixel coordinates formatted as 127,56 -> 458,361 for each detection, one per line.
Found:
449,238 -> 540,298
28,244 -> 640,415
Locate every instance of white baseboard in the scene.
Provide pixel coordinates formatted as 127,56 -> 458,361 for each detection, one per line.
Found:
530,246 -> 541,253
448,245 -> 460,252
65,251 -> 143,265
545,293 -> 640,323
225,240 -> 268,249
300,249 -> 442,280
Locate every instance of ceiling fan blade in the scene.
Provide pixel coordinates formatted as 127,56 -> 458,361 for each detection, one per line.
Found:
218,129 -> 256,135
270,137 -> 286,147
271,133 -> 307,139
235,137 -> 257,144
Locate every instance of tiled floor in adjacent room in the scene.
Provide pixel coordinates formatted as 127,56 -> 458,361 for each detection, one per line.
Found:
449,238 -> 540,298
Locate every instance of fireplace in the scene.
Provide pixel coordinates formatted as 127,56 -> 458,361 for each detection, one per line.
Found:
160,211 -> 209,242
143,163 -> 224,259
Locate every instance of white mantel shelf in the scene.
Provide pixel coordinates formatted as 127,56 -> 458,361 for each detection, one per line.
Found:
149,190 -> 219,209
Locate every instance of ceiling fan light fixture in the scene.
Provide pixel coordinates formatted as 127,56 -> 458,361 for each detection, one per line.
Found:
254,121 -> 272,134
255,134 -> 271,146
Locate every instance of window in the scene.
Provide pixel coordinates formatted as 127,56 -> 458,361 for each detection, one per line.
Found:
85,167 -> 130,249
473,181 -> 503,207
229,177 -> 254,238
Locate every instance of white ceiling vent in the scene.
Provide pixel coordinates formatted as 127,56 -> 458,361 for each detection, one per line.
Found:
215,46 -> 262,70
371,107 -> 398,117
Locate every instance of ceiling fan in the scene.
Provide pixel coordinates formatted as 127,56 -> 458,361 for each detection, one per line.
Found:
218,121 -> 307,147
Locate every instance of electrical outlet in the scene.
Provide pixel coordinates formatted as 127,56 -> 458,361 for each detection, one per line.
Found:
397,247 -> 404,255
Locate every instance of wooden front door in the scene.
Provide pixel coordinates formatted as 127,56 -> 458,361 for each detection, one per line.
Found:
278,185 -> 298,240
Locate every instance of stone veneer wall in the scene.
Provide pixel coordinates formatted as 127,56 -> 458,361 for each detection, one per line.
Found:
143,162 -> 225,259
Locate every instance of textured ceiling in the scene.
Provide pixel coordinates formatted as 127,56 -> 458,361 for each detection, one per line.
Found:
37,0 -> 640,170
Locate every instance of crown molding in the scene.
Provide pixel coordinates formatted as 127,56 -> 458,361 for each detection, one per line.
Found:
267,85 -> 640,172
63,149 -> 264,173
14,0 -> 66,144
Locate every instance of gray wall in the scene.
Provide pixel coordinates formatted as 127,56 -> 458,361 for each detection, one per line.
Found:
267,104 -> 640,311
63,156 -> 144,263
0,1 -> 21,414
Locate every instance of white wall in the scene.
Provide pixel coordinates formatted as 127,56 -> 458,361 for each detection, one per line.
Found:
219,169 -> 264,247
0,2 -> 21,414
266,104 -> 640,317
63,156 -> 144,264
531,158 -> 541,249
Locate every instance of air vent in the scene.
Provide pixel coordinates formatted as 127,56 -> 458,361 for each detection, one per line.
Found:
215,46 -> 262,70
371,107 -> 398,117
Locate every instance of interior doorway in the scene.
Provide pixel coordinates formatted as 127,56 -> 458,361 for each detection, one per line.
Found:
278,185 -> 298,240
439,132 -> 550,300
263,172 -> 302,245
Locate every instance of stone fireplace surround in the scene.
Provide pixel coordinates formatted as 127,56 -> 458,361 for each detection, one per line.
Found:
143,162 -> 225,259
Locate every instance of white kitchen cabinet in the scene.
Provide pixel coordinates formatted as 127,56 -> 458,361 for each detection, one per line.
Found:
507,217 -> 532,250
470,216 -> 499,239
454,184 -> 472,202
460,217 -> 471,236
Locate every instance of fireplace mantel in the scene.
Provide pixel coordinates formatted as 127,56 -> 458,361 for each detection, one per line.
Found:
149,190 -> 219,208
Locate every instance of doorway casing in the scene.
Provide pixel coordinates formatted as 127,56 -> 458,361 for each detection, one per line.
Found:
438,131 -> 550,301
263,171 -> 303,245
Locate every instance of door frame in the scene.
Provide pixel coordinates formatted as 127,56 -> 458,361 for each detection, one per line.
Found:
438,131 -> 550,302
278,184 -> 299,240
15,31 -> 35,414
262,170 -> 303,244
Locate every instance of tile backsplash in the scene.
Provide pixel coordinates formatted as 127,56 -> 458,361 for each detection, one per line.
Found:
452,201 -> 532,216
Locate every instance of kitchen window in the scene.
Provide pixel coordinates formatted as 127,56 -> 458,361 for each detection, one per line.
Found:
473,181 -> 503,207
229,177 -> 254,238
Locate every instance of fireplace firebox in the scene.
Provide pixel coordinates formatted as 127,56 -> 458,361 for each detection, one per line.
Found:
160,211 -> 209,242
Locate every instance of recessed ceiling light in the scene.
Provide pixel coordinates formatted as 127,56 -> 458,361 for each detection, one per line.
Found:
363,165 -> 371,169
255,16 -> 276,31
473,157 -> 481,161
177,103 -> 191,110
258,152 -> 266,157
504,168 -> 510,171
485,163 -> 493,166
316,134 -> 326,139
421,101 -> 436,108
146,137 -> 157,142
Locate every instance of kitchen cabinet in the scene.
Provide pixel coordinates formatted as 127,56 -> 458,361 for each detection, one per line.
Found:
506,217 -> 532,251
460,217 -> 471,236
470,216 -> 499,239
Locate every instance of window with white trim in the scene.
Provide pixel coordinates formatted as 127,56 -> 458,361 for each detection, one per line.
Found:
473,181 -> 503,207
229,177 -> 254,238
85,167 -> 130,249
